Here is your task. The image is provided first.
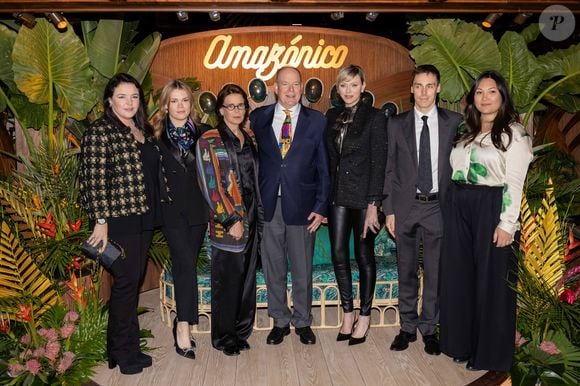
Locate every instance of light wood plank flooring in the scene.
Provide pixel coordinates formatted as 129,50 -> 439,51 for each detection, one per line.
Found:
92,290 -> 485,386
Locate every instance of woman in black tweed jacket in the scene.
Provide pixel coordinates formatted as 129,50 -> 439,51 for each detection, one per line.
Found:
79,73 -> 168,375
325,65 -> 387,346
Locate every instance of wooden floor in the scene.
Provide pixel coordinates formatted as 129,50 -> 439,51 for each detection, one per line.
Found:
92,290 -> 485,386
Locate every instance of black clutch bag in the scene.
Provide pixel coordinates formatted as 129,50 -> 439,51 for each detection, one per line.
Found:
80,240 -> 125,269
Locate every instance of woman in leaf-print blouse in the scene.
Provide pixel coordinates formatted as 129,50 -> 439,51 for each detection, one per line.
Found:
439,71 -> 532,372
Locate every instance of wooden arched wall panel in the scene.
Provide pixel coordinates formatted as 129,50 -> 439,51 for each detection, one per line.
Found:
150,26 -> 415,113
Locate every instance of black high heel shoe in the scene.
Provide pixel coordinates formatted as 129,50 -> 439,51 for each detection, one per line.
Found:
173,318 -> 196,359
337,314 -> 357,342
348,321 -> 370,346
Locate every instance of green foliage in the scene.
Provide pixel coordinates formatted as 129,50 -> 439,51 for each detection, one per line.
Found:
409,19 -> 501,102
12,18 -> 97,123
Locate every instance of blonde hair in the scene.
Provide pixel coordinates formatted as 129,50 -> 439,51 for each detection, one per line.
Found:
336,64 -> 366,86
151,80 -> 199,138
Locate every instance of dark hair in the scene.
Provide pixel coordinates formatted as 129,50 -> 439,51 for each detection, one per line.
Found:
103,73 -> 153,137
216,83 -> 250,130
458,70 -> 518,151
412,64 -> 440,84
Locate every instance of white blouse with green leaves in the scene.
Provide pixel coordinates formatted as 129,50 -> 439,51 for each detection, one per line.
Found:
450,122 -> 533,235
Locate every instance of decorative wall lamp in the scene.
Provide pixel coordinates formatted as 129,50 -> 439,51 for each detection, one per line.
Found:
12,12 -> 36,28
45,12 -> 68,30
176,11 -> 189,22
513,13 -> 532,25
482,13 -> 503,28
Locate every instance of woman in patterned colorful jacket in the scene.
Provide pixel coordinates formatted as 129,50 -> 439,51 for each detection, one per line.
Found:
79,73 -> 167,375
196,84 -> 262,357
439,70 -> 533,372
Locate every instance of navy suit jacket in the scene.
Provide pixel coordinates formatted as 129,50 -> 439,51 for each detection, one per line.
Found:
250,103 -> 330,225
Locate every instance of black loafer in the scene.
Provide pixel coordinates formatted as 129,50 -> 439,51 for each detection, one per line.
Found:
266,325 -> 290,345
390,330 -> 417,351
295,326 -> 316,345
237,339 -> 251,351
422,334 -> 441,355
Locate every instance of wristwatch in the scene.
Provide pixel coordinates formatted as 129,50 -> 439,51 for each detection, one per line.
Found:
96,218 -> 107,225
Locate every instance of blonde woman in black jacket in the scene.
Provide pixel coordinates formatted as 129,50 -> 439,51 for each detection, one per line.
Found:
325,65 -> 387,345
79,73 -> 166,375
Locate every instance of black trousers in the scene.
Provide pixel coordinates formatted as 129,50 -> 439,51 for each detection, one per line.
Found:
328,205 -> 377,316
439,183 -> 517,372
107,230 -> 152,363
164,221 -> 207,324
210,223 -> 258,349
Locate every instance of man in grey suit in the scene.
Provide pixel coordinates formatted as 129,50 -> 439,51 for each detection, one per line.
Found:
250,67 -> 330,346
383,64 -> 462,355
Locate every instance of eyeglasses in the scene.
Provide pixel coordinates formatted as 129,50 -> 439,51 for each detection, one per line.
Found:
222,103 -> 247,111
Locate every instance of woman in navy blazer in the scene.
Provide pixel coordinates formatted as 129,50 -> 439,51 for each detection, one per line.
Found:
152,80 -> 208,360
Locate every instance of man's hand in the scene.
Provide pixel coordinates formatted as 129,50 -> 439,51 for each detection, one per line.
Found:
386,214 -> 395,239
88,223 -> 108,253
362,204 -> 381,239
307,212 -> 324,233
228,221 -> 244,240
493,227 -> 512,248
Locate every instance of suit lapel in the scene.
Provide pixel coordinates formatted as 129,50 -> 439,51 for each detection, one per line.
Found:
261,105 -> 282,160
403,111 -> 418,168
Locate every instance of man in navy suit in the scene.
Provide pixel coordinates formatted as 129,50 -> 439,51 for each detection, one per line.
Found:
250,66 -> 329,345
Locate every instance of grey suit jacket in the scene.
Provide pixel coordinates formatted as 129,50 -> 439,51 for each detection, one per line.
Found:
382,107 -> 462,221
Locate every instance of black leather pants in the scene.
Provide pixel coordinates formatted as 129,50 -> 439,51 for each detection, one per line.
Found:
328,205 -> 377,316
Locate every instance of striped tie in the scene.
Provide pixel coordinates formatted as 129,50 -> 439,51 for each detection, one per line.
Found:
279,109 -> 292,158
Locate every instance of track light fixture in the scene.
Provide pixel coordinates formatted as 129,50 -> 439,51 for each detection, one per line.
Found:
176,11 -> 189,22
208,10 -> 221,22
365,12 -> 379,22
482,13 -> 503,28
513,13 -> 532,25
13,12 -> 36,29
330,12 -> 344,21
45,12 -> 68,30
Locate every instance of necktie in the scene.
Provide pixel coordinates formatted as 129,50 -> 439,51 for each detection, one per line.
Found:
417,115 -> 433,194
279,109 -> 292,158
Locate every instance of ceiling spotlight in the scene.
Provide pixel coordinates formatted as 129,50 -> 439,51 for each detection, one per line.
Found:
482,13 -> 503,29
13,12 -> 36,29
208,10 -> 221,22
176,11 -> 189,22
330,12 -> 344,21
45,12 -> 68,30
513,13 -> 533,25
365,12 -> 379,22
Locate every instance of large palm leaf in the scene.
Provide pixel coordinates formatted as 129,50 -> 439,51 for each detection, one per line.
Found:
11,18 -> 97,122
0,24 -> 17,113
0,221 -> 59,324
409,19 -> 500,103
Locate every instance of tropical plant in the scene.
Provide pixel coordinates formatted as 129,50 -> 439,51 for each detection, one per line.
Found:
408,19 -> 580,126
512,185 -> 580,384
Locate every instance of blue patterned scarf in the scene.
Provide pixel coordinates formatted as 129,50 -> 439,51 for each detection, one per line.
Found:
167,117 -> 196,154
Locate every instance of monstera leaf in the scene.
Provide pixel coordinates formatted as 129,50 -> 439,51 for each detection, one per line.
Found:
12,18 -> 97,121
409,19 -> 501,103
539,44 -> 580,113
498,31 -> 543,109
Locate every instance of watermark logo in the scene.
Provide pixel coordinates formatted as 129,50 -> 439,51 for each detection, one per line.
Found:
539,5 -> 575,42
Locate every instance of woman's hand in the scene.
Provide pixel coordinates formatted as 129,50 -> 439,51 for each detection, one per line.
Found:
493,227 -> 513,248
362,204 -> 381,239
88,223 -> 108,253
228,221 -> 244,240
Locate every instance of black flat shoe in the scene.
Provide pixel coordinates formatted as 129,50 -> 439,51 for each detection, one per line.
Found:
453,356 -> 469,363
173,318 -> 196,360
108,358 -> 144,375
336,332 -> 351,341
466,361 -> 479,371
237,339 -> 251,351
390,330 -> 417,351
266,325 -> 291,345
220,343 -> 240,356
422,334 -> 441,356
295,326 -> 316,345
